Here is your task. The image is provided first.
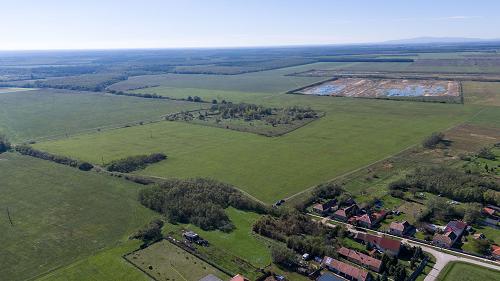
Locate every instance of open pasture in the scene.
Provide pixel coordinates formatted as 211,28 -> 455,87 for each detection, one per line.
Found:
0,88 -> 202,142
437,262 -> 500,281
294,78 -> 460,100
0,153 -> 155,281
33,94 -> 481,204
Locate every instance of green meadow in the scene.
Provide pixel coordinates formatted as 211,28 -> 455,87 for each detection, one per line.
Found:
0,88 -> 202,142
33,93 -> 482,203
0,153 -> 155,281
437,262 -> 500,281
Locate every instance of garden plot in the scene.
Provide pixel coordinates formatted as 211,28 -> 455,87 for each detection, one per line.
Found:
295,78 -> 460,100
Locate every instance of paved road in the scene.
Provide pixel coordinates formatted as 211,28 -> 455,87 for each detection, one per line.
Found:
313,215 -> 500,281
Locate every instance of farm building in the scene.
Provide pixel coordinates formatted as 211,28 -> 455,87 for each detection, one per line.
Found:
354,233 -> 401,256
337,247 -> 382,272
322,256 -> 371,281
389,221 -> 413,236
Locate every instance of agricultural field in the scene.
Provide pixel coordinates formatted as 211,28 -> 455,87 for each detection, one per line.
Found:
463,81 -> 500,106
437,262 -> 500,281
125,240 -> 230,281
0,153 -> 155,281
33,94 -> 481,204
0,88 -> 202,142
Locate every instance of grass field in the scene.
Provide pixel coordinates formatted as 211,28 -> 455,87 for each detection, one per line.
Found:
463,81 -> 500,107
33,94 -> 482,203
37,241 -> 150,281
436,261 -> 500,281
125,240 -> 230,281
0,153 -> 155,281
0,88 -> 202,142
164,208 -> 272,268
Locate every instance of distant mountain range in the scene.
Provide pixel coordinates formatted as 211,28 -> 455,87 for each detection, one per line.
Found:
381,37 -> 500,44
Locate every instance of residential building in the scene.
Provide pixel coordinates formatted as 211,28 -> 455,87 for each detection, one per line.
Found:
349,210 -> 387,228
354,233 -> 401,256
389,221 -> 413,236
230,274 -> 249,281
313,199 -> 337,216
337,247 -> 382,272
492,245 -> 500,260
322,256 -> 370,281
333,204 -> 359,221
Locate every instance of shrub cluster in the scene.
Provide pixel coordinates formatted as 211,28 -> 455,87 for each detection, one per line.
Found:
130,219 -> 164,244
107,153 -> 167,173
0,135 -> 11,153
389,166 -> 500,205
422,132 -> 444,148
138,178 -> 267,231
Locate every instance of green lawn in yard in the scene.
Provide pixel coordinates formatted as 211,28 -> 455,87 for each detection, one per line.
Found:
125,240 -> 230,281
437,261 -> 500,281
33,95 -> 481,203
164,208 -> 271,268
0,153 -> 155,281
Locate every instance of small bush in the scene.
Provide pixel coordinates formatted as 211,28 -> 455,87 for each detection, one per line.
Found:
78,162 -> 94,171
422,132 -> 444,148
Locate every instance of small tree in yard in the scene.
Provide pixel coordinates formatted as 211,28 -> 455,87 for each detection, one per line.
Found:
422,132 -> 444,149
271,244 -> 297,268
130,219 -> 164,244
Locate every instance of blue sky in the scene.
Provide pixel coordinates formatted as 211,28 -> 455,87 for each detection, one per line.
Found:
0,0 -> 497,50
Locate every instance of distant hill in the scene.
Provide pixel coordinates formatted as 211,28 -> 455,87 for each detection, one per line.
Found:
381,37 -> 500,45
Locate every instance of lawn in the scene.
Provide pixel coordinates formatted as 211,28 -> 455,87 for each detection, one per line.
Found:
0,88 -> 202,142
163,208 -> 271,268
0,153 -> 155,281
437,261 -> 500,281
125,240 -> 230,281
33,94 -> 482,204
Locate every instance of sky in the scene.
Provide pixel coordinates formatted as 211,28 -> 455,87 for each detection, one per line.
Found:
0,0 -> 498,50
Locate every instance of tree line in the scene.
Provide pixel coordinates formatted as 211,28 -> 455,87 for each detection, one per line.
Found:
138,178 -> 267,232
15,145 -> 94,171
107,153 -> 167,173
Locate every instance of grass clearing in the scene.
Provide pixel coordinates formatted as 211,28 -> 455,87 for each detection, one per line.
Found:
437,261 -> 500,281
0,153 -> 155,281
125,240 -> 230,281
33,96 -> 482,204
463,81 -> 500,107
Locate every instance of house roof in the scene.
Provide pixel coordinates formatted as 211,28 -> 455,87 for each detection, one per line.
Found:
354,233 -> 401,252
334,209 -> 347,218
322,257 -> 368,281
492,245 -> 500,256
390,221 -> 411,232
337,247 -> 382,270
372,210 -> 387,220
317,273 -> 347,281
314,203 -> 326,211
483,207 -> 496,216
230,274 -> 248,281
445,220 -> 467,234
433,231 -> 456,246
357,214 -> 373,225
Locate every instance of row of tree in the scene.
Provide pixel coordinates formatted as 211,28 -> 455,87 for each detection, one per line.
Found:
138,178 -> 267,231
389,165 -> 500,205
107,153 -> 167,173
15,145 -> 93,171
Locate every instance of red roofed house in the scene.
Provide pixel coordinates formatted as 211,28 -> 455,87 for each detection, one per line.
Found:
492,245 -> 500,260
230,274 -> 249,281
313,199 -> 337,216
482,207 -> 496,217
433,220 -> 467,248
350,211 -> 387,228
322,256 -> 371,281
337,247 -> 382,272
354,233 -> 401,256
389,221 -> 413,236
333,204 -> 359,222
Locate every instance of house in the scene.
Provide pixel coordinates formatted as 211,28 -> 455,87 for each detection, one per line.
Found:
317,273 -> 348,281
444,220 -> 467,237
230,274 -> 249,281
389,221 -> 413,236
199,274 -> 223,281
354,233 -> 401,256
333,204 -> 359,221
313,199 -> 337,216
337,247 -> 382,272
492,245 -> 500,260
322,256 -> 370,281
482,207 -> 497,217
432,231 -> 457,248
350,211 -> 387,228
